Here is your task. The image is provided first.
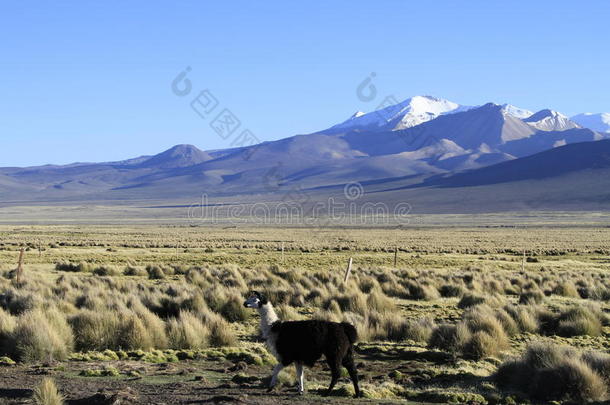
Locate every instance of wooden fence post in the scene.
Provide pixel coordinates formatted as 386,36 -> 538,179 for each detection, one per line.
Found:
343,257 -> 353,283
522,250 -> 526,272
16,248 -> 25,284
394,247 -> 398,267
281,242 -> 285,263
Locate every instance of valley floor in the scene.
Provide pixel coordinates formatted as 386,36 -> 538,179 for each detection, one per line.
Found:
0,225 -> 609,404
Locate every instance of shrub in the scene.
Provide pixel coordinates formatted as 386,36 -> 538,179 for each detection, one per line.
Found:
146,265 -> 165,280
219,294 -> 251,323
519,290 -> 544,305
167,312 -> 209,349
530,358 -> 606,402
11,309 -> 74,362
384,317 -> 435,343
123,265 -> 147,277
404,281 -> 440,301
326,292 -> 368,315
495,342 -> 608,402
464,306 -> 509,339
33,377 -> 64,405
463,331 -> 499,360
54,262 -> 79,272
429,323 -> 471,354
92,265 -> 120,277
557,307 -> 602,337
439,283 -> 465,298
0,289 -> 40,315
503,305 -> 538,333
69,310 -> 121,351
132,305 -> 168,349
553,281 -> 580,298
582,351 -> 610,383
70,310 -> 160,351
457,293 -> 486,309
325,300 -> 342,314
116,312 -> 154,350
366,289 -> 396,313
208,316 -> 237,347
0,307 -> 16,337
275,305 -> 303,321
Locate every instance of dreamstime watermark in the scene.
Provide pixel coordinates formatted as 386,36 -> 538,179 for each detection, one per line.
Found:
187,182 -> 412,226
171,66 -> 261,160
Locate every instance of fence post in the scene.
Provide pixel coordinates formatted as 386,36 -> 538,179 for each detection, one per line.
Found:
394,247 -> 398,267
343,257 -> 353,283
522,250 -> 526,272
16,248 -> 25,284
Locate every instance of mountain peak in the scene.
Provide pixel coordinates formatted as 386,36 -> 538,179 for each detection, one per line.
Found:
325,95 -> 471,133
524,109 -> 579,131
140,144 -> 212,169
525,109 -> 567,120
500,104 -> 534,119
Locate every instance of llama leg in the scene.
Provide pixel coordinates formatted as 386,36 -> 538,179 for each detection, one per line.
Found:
324,355 -> 341,396
295,362 -> 304,395
268,363 -> 284,392
343,349 -> 361,398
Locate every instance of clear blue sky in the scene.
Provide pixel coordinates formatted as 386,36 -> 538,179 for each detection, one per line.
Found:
1,1 -> 608,167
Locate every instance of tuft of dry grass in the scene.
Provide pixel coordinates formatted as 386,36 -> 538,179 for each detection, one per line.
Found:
495,342 -> 608,402
553,281 -> 581,298
167,311 -> 209,349
429,323 -> 471,354
10,309 -> 73,362
33,378 -> 64,405
219,293 -> 251,323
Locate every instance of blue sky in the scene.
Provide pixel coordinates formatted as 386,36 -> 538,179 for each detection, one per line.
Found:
1,1 -> 609,166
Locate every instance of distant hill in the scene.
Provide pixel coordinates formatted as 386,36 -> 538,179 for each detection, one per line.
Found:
571,113 -> 610,133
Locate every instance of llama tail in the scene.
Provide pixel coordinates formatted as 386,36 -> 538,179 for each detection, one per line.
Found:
341,322 -> 358,344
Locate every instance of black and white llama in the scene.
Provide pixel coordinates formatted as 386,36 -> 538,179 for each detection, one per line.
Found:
243,291 -> 361,397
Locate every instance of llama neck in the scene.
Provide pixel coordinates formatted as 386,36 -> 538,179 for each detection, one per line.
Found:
258,302 -> 279,339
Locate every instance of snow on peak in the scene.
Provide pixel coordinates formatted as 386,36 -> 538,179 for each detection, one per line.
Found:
571,112 -> 610,133
524,109 -> 580,131
500,104 -> 534,119
351,111 -> 365,118
329,95 -> 472,132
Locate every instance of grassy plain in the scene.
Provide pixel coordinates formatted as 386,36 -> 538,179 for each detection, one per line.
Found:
0,224 -> 609,404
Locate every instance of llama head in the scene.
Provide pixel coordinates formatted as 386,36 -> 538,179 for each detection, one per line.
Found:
243,291 -> 268,308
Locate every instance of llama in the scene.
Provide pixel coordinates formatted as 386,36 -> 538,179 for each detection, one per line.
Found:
243,291 -> 361,397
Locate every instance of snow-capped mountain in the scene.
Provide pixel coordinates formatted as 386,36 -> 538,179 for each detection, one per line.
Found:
325,96 -> 538,134
571,113 -> 610,133
325,95 -> 473,133
524,109 -> 581,132
500,104 -> 534,119
0,94 -> 606,203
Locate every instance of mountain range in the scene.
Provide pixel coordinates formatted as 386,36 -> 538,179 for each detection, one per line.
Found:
1,95 -> 609,213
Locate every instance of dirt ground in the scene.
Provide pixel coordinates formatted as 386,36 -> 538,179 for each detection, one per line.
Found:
0,342 -> 467,405
0,354 -> 392,404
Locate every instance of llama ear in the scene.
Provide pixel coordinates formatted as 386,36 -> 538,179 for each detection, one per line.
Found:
256,291 -> 268,304
250,290 -> 267,304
